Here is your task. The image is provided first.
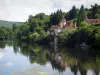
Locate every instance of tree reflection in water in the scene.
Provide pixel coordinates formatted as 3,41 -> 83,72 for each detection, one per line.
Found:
1,41 -> 100,75
0,41 -> 6,49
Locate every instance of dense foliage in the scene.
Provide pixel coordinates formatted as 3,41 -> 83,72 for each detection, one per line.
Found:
0,26 -> 13,40
59,21 -> 100,48
15,13 -> 50,42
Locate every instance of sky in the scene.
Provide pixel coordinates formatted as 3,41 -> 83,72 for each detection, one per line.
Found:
0,0 -> 100,22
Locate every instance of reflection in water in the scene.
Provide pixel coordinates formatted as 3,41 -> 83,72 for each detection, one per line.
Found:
19,43 -> 48,65
0,41 -> 6,49
0,41 -> 100,75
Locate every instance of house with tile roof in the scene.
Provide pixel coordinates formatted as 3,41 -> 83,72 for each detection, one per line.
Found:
48,18 -> 77,36
84,19 -> 100,25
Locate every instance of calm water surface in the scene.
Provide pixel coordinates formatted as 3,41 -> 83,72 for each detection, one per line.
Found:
0,41 -> 100,75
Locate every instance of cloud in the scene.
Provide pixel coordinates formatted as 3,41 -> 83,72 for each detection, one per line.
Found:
0,0 -> 53,21
0,0 -> 100,21
52,0 -> 100,11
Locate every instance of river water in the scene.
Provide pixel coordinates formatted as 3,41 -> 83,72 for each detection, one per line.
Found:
0,41 -> 100,75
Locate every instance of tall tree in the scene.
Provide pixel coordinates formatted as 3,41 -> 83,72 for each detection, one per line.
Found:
88,4 -> 100,19
50,9 -> 64,25
79,5 -> 85,21
66,6 -> 78,20
77,5 -> 86,26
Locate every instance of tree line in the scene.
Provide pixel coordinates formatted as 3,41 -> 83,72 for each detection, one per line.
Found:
0,4 -> 100,48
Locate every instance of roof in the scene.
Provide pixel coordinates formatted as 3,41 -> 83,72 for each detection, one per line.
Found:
50,20 -> 76,30
84,19 -> 100,24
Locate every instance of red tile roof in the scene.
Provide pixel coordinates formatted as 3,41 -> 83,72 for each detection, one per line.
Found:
84,19 -> 100,24
50,19 -> 76,30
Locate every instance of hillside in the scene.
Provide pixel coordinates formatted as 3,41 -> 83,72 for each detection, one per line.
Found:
0,20 -> 24,27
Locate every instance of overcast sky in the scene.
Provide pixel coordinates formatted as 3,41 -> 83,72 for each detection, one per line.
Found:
0,0 -> 100,22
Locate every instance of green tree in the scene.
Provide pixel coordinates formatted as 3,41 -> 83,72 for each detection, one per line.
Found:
0,26 -> 13,40
77,5 -> 86,26
67,6 -> 78,20
12,24 -> 17,32
32,32 -> 40,41
87,4 -> 100,19
50,9 -> 64,25
60,27 -> 76,41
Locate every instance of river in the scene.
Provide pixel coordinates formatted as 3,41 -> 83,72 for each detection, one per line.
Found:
0,41 -> 100,75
